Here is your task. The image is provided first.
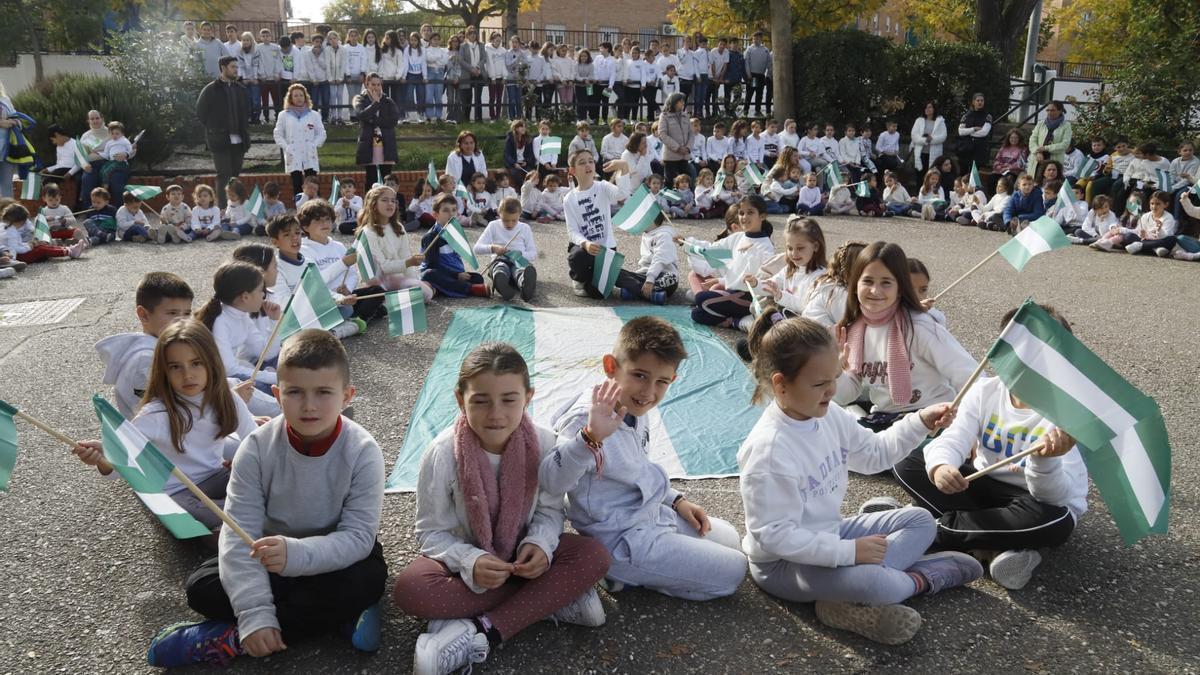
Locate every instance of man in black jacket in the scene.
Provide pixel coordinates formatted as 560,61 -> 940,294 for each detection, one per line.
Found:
196,56 -> 250,207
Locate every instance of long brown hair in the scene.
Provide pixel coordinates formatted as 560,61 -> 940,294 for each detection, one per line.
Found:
197,261 -> 265,329
784,216 -> 828,275
357,185 -> 404,237
838,241 -> 925,332
814,239 -> 867,288
141,320 -> 239,454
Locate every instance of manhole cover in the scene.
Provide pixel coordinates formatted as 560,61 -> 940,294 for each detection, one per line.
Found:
0,298 -> 86,327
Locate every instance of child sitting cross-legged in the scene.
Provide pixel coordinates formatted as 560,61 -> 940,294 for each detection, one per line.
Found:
39,183 -> 86,243
299,199 -> 386,336
146,329 -> 388,667
687,194 -> 776,332
738,312 -> 977,645
1,203 -> 86,263
893,305 -> 1087,590
622,212 -> 680,305
116,191 -> 152,243
473,196 -> 538,301
421,194 -> 488,298
393,343 -> 611,675
1067,194 -> 1118,246
745,216 -> 827,316
541,317 -> 748,600
158,184 -> 193,243
357,185 -> 434,301
199,261 -> 282,394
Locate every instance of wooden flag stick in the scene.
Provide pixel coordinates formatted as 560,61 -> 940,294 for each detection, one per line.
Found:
948,358 -> 989,411
169,467 -> 255,546
344,290 -> 394,302
933,249 -> 1000,302
246,315 -> 286,387
421,223 -> 445,256
965,443 -> 1043,483
14,409 -> 113,474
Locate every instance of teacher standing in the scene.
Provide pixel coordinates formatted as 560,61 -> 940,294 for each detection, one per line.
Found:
354,73 -> 400,187
1028,101 -> 1072,184
196,56 -> 250,208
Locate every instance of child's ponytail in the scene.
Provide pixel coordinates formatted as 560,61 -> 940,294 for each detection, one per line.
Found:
198,261 -> 265,330
749,312 -> 836,405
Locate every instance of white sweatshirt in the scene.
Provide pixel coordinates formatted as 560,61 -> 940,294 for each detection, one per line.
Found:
689,229 -> 776,292
766,265 -> 826,315
473,220 -> 537,262
334,195 -> 363,225
1133,211 -> 1177,240
564,176 -> 631,249
738,400 -> 932,567
211,305 -> 279,385
635,225 -> 679,286
600,133 -> 628,162
191,205 -> 221,231
801,281 -> 847,327
1079,209 -> 1119,238
362,224 -> 420,281
95,332 -> 158,418
923,377 -> 1089,519
883,184 -> 912,206
131,390 -> 256,495
834,310 -> 978,413
301,236 -> 358,297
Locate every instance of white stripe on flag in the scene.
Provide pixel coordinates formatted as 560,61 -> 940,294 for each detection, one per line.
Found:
621,197 -> 657,230
596,250 -> 616,290
1110,424 -> 1167,528
1014,224 -> 1054,257
999,322 -> 1138,433
400,299 -> 415,333
136,491 -> 189,516
290,293 -> 319,331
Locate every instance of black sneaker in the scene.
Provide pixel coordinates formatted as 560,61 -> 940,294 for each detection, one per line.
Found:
519,266 -> 537,301
493,268 -> 517,300
736,338 -> 752,363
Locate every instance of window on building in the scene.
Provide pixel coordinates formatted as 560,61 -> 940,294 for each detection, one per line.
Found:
599,26 -> 619,45
545,24 -> 566,44
639,27 -> 656,48
872,13 -> 879,34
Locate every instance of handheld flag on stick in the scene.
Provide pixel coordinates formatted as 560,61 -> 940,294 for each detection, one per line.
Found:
684,242 -> 734,270
824,162 -> 843,191
426,160 -> 438,188
92,396 -> 216,540
743,163 -> 764,187
1126,197 -> 1142,216
854,181 -> 871,198
32,214 -> 52,243
592,246 -> 625,298
985,300 -> 1170,544
385,288 -> 428,336
539,136 -> 563,163
454,181 -> 471,202
505,250 -> 531,269
277,264 -> 347,343
615,185 -> 663,235
328,175 -> 341,202
968,162 -> 983,191
72,138 -> 90,170
246,185 -> 267,221
0,400 -> 17,491
19,172 -> 41,200
713,169 -> 727,191
1054,178 -> 1079,224
125,185 -> 162,201
1077,155 -> 1098,179
661,188 -> 682,203
440,218 -> 479,269
998,216 -> 1072,272
1155,168 -> 1172,191
355,230 -> 380,282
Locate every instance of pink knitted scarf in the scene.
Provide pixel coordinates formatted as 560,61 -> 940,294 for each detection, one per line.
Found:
847,302 -> 913,406
453,413 -> 539,562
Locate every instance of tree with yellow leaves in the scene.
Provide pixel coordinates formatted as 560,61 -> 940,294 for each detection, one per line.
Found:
1051,0 -> 1131,64
668,0 -> 887,38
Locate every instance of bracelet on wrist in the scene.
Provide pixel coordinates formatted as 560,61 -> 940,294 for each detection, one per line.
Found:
672,494 -> 685,511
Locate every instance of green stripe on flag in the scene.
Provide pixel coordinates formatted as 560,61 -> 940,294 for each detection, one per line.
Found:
246,185 -> 266,220
505,250 -> 531,269
1078,156 -> 1098,178
1082,413 -> 1171,544
661,188 -> 682,203
854,181 -> 871,197
328,176 -> 341,202
454,182 -> 471,202
73,139 -> 90,169
825,162 -> 843,190
126,185 -> 162,201
385,288 -> 428,336
441,219 -> 479,269
278,264 -> 346,341
426,161 -> 438,189
135,492 -> 214,539
592,247 -> 625,297
20,173 -> 41,200
33,214 -> 52,243
1055,178 -> 1078,223
615,185 -> 661,235
969,162 -> 983,190
94,395 -> 174,495
0,399 -> 17,492
684,242 -> 733,270
743,164 -> 764,187
355,231 -> 380,281
997,216 -> 1071,272
540,136 -> 562,162
1155,168 -> 1171,190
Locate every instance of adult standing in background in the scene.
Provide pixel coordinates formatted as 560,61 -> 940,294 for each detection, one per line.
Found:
196,56 -> 250,208
0,81 -> 24,198
235,32 -> 263,126
485,32 -> 507,121
1028,101 -> 1073,184
354,73 -> 400,186
659,92 -> 695,183
424,32 -> 449,123
458,25 -> 487,122
909,101 -> 945,174
274,83 -> 326,199
257,28 -> 282,124
444,34 -> 463,124
956,92 -> 993,175
725,38 -> 746,117
744,31 -> 771,117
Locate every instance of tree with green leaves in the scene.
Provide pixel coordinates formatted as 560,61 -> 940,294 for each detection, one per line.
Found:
897,0 -> 1053,71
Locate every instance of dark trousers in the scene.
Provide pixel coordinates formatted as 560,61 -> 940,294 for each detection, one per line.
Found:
665,159 -> 690,185
1129,234 -> 1178,253
186,541 -> 387,640
876,154 -> 902,174
566,243 -> 641,299
422,267 -> 483,297
211,145 -> 247,208
642,85 -> 660,121
460,81 -> 484,121
691,288 -> 752,325
349,284 -> 386,320
893,448 -> 1075,552
748,73 -> 768,115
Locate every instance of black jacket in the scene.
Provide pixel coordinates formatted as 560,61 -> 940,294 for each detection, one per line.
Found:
353,91 -> 400,166
504,133 -> 536,172
196,78 -> 250,150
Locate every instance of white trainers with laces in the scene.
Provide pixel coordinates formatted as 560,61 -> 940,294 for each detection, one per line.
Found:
413,619 -> 489,675
547,587 -> 606,627
989,549 -> 1042,590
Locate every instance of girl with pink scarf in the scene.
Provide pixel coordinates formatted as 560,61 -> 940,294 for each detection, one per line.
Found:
834,242 -> 977,435
393,343 -> 611,675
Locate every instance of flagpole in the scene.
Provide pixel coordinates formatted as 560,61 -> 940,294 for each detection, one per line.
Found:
246,316 -> 285,387
948,357 -> 989,410
12,409 -> 113,474
964,442 -> 1043,483
344,289 -> 395,302
932,249 -> 1000,302
421,223 -> 444,256
169,467 -> 255,546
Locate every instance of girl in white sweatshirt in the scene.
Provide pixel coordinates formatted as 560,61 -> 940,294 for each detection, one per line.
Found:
359,185 -> 433,302
738,314 -> 977,645
687,194 -> 776,331
745,216 -> 826,316
802,240 -> 866,328
199,261 -> 281,392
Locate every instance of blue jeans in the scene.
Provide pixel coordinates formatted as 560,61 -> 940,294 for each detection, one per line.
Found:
765,200 -> 790,214
749,508 -> 935,606
1178,234 -> 1200,253
426,68 -> 445,120
121,224 -> 150,241
310,82 -> 330,120
693,75 -> 709,117
505,82 -> 521,119
245,82 -> 261,123
403,72 -> 425,118
1172,186 -> 1194,222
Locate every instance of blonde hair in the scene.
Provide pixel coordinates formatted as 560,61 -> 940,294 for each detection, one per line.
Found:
285,83 -> 312,110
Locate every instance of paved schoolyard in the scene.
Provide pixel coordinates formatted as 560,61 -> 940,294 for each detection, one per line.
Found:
0,213 -> 1196,673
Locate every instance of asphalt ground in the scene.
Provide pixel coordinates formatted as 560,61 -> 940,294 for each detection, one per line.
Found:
1,212 -> 1197,674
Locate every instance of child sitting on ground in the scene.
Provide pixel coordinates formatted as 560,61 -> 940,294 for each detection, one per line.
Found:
745,216 -> 826,315
393,343 -> 610,675
159,184 -> 193,243
420,194 -> 488,298
2,203 -> 85,262
1089,191 -> 1143,251
80,187 -> 120,246
299,200 -> 386,336
965,176 -> 1011,228
335,178 -> 363,235
668,173 -> 699,219
824,180 -> 855,216
683,204 -> 740,301
191,184 -> 226,242
472,196 -> 538,302
687,195 -> 776,331
796,172 -> 824,216
537,173 -> 567,222
623,212 -> 679,305
1000,174 -> 1045,234
854,172 -> 887,218
406,179 -> 436,232
199,261 -> 281,393
542,317 -> 748,600
882,171 -> 913,217
147,330 -> 388,667
116,192 -> 151,243
294,174 -> 320,210
801,240 -> 867,328
1068,194 -> 1118,245
465,172 -> 496,228
761,165 -> 797,214
95,271 -> 195,417
915,170 -> 946,221
739,313 -> 973,645
39,183 -> 85,243
893,305 -> 1087,590
222,180 -> 254,237
1119,190 -> 1178,256
260,182 -> 287,234
562,150 -> 637,299
266,215 -> 305,304
1046,181 -> 1087,234
356,185 -> 433,302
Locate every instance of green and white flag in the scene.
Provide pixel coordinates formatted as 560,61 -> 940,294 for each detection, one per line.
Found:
968,162 -> 983,191
713,169 -> 727,191
19,172 -> 40,200
426,160 -> 438,188
385,288 -> 428,336
1077,155 -> 1098,179
505,250 -> 531,269
278,264 -> 346,341
592,246 -> 625,297
1055,178 -> 1079,223
125,185 -> 162,201
72,138 -> 90,169
615,184 -> 662,235
684,242 -> 734,270
824,162 -> 843,190
93,396 -> 212,539
328,175 -> 341,202
32,214 -> 52,243
246,185 -> 266,220
440,218 -> 478,269
661,188 -> 682,203
997,216 -> 1071,272
1126,197 -> 1142,216
986,300 -> 1170,544
539,136 -> 562,162
355,230 -> 380,281
743,163 -> 764,187
1155,168 -> 1172,190
0,399 -> 17,492
854,180 -> 871,198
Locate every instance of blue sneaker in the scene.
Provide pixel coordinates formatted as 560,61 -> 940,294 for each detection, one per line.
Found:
146,620 -> 242,667
649,290 -> 666,305
346,603 -> 382,652
619,287 -> 636,301
908,552 -> 983,595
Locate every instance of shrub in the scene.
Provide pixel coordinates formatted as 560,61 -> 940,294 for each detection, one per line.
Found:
102,29 -> 210,148
891,40 -> 1010,136
790,30 -> 895,128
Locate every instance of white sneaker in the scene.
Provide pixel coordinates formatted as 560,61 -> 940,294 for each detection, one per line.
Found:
989,549 -> 1042,590
572,281 -> 589,297
331,320 -> 360,339
1066,235 -> 1083,244
737,315 -> 754,332
1155,247 -> 1170,257
1172,249 -> 1200,261
547,587 -> 606,627
857,496 -> 903,514
0,267 -> 14,279
67,240 -> 86,259
1125,241 -> 1143,254
413,619 -> 489,675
